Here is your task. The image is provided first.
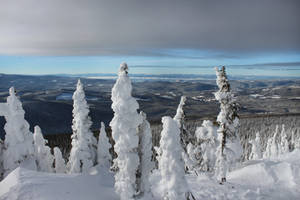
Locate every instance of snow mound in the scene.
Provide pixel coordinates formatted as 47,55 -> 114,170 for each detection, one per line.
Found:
0,166 -> 117,200
1,150 -> 300,200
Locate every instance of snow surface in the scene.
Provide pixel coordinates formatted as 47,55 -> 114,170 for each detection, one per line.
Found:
1,150 -> 300,200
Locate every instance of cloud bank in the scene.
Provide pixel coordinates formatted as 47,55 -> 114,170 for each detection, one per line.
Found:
0,0 -> 299,56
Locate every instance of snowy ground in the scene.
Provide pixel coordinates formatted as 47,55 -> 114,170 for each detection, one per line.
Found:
1,150 -> 300,200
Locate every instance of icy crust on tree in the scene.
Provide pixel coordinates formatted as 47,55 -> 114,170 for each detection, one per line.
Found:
97,122 -> 112,170
53,147 -> 66,173
249,132 -> 262,160
110,63 -> 142,200
33,126 -> 54,172
68,80 -> 97,173
137,111 -> 155,195
158,116 -> 190,200
3,87 -> 35,177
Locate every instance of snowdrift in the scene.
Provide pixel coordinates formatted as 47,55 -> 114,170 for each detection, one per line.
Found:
0,167 -> 117,200
1,150 -> 300,200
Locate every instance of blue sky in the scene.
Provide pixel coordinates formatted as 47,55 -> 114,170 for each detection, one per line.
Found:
1,49 -> 300,77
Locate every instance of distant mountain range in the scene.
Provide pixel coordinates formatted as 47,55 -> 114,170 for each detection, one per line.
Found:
0,73 -> 299,139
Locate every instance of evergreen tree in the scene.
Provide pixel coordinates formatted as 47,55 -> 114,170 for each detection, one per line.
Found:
196,120 -> 218,172
214,66 -> 242,183
280,125 -> 289,154
97,122 -> 112,170
110,63 -> 143,200
68,79 -> 97,173
173,96 -> 194,172
158,116 -> 194,200
0,139 -> 4,179
270,125 -> 280,158
33,126 -> 54,172
54,147 -> 67,173
174,96 -> 191,150
263,137 -> 273,159
249,132 -> 262,160
137,111 -> 155,196
3,87 -> 35,177
292,129 -> 300,149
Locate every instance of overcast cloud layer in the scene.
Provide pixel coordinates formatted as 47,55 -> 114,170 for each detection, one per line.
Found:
0,0 -> 299,56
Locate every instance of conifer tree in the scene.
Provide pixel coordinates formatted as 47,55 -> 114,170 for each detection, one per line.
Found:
137,111 -> 155,195
174,96 -> 191,150
214,66 -> 242,183
97,122 -> 112,169
33,126 -> 54,172
280,124 -> 289,154
270,125 -> 280,158
158,116 -> 194,200
68,80 -> 97,173
110,63 -> 143,200
263,137 -> 273,159
196,120 -> 218,172
3,87 -> 35,176
249,132 -> 262,160
54,147 -> 67,173
0,139 -> 4,179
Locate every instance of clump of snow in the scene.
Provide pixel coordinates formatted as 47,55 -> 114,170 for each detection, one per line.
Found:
68,79 -> 97,173
33,126 -> 54,172
110,63 -> 142,200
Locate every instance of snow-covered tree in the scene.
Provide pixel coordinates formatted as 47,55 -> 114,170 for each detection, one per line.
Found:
173,96 -> 195,172
249,132 -> 262,160
3,87 -> 35,176
263,137 -> 273,159
53,147 -> 66,173
292,129 -> 300,149
0,139 -> 4,179
214,66 -> 242,183
68,79 -> 97,173
185,143 -> 200,173
137,111 -> 155,195
97,122 -> 112,169
280,124 -> 289,154
158,116 -> 194,200
174,96 -> 186,128
195,120 -> 218,172
173,96 -> 191,149
264,125 -> 280,159
110,63 -> 143,200
291,130 -> 296,150
270,125 -> 280,158
33,125 -> 54,172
